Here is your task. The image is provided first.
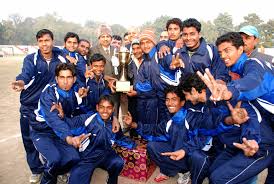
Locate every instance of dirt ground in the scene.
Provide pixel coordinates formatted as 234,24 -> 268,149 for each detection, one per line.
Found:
0,56 -> 267,184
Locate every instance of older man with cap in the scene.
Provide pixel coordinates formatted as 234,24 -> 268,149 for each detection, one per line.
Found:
239,25 -> 274,66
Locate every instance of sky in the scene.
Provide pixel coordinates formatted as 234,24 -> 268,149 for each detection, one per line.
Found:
1,0 -> 273,28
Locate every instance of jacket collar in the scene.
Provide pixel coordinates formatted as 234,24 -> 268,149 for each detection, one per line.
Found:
230,53 -> 248,76
181,37 -> 207,56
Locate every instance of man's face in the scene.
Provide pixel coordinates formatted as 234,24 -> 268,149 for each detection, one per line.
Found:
240,33 -> 258,55
99,34 -> 112,48
56,70 -> 76,91
165,92 -> 184,114
167,24 -> 181,41
182,27 -> 201,50
128,30 -> 138,42
124,35 -> 130,45
140,39 -> 154,54
111,39 -> 122,49
96,100 -> 114,121
183,88 -> 201,105
64,37 -> 78,52
160,31 -> 169,41
77,41 -> 90,56
91,60 -> 105,76
37,34 -> 53,55
218,41 -> 243,67
132,44 -> 143,60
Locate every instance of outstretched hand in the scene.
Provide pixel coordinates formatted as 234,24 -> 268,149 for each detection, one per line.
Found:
227,101 -> 249,125
66,133 -> 91,148
161,149 -> 185,160
233,137 -> 259,157
11,80 -> 25,92
78,86 -> 89,98
170,53 -> 184,70
50,102 -> 64,119
197,68 -> 232,102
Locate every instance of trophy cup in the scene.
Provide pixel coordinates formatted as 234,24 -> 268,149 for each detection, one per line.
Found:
115,47 -> 131,92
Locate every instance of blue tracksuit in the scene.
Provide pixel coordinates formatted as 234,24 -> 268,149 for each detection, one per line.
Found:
138,107 -> 189,177
134,47 -> 163,124
69,113 -> 135,184
208,100 -> 274,184
84,74 -> 111,113
30,83 -> 88,184
179,38 -> 230,83
227,53 -> 274,122
62,48 -> 87,88
15,47 -> 66,175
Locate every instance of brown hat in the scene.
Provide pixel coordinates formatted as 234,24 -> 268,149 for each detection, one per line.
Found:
139,28 -> 156,45
97,24 -> 112,38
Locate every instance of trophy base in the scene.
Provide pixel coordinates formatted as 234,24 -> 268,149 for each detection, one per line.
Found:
116,81 -> 131,92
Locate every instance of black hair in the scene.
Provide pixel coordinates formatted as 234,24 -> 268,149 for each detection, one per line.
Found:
164,85 -> 185,101
90,53 -> 106,64
98,95 -> 114,107
55,63 -> 76,77
79,39 -> 91,45
112,35 -> 122,41
36,29 -> 54,40
215,32 -> 244,49
182,18 -> 201,33
180,73 -> 206,93
166,18 -> 183,31
64,32 -> 80,43
124,32 -> 128,38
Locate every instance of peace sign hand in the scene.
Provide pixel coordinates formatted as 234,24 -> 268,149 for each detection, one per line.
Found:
170,53 -> 185,70
227,101 -> 249,125
233,137 -> 259,157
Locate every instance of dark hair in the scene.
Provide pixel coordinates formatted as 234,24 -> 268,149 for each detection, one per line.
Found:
180,73 -> 206,93
90,53 -> 106,64
182,18 -> 201,33
98,95 -> 114,106
124,32 -> 129,38
55,63 -> 76,77
36,29 -> 54,40
79,39 -> 91,45
166,18 -> 183,31
64,32 -> 80,43
112,35 -> 122,41
215,32 -> 244,49
165,85 -> 185,101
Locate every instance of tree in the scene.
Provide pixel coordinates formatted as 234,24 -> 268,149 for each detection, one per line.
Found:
201,20 -> 218,44
214,12 -> 234,37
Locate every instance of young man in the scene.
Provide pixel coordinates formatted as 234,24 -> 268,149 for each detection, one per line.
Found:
68,95 -> 133,184
123,86 -> 189,183
85,53 -> 111,112
77,39 -> 91,64
111,35 -> 122,50
11,29 -> 67,183
181,73 -> 274,184
179,18 -> 230,83
30,63 -> 90,184
239,25 -> 274,66
134,29 -> 163,124
63,32 -> 87,88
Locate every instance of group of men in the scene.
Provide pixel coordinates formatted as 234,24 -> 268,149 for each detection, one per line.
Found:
12,16 -> 274,184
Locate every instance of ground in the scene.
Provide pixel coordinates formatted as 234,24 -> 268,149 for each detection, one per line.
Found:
0,56 -> 267,184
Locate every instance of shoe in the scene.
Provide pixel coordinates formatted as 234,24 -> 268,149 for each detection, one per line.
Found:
177,172 -> 191,184
29,173 -> 42,184
154,173 -> 169,183
57,173 -> 69,184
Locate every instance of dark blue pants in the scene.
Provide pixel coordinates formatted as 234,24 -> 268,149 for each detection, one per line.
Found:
137,97 -> 158,124
209,146 -> 273,184
20,105 -> 43,174
69,150 -> 124,184
265,152 -> 274,184
147,141 -> 189,177
31,131 -> 80,184
188,150 -> 214,184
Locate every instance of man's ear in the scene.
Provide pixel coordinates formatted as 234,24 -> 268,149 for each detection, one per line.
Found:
191,87 -> 197,95
73,76 -> 76,83
96,104 -> 99,112
238,46 -> 244,55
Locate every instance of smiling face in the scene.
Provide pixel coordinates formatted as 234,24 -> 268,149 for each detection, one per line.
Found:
182,27 -> 201,50
37,34 -> 53,56
217,41 -> 243,67
165,92 -> 185,114
64,37 -> 78,52
96,100 -> 114,121
183,87 -> 206,105
91,60 -> 105,77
